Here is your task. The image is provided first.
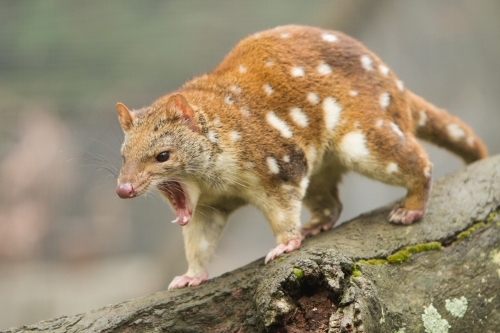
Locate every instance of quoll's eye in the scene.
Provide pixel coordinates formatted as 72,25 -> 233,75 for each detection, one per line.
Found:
156,151 -> 170,162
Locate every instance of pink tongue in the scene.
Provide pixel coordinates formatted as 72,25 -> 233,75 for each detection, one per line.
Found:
176,208 -> 191,226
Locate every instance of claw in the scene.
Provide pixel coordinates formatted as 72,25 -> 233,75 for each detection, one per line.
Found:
388,205 -> 424,225
301,218 -> 337,239
168,271 -> 208,290
265,238 -> 301,264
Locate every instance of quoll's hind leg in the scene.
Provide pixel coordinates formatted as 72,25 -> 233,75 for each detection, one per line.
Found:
385,141 -> 433,225
257,186 -> 304,263
388,163 -> 432,225
168,201 -> 242,290
301,167 -> 344,239
338,128 -> 432,225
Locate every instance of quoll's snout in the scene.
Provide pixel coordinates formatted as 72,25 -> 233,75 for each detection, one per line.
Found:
116,182 -> 136,198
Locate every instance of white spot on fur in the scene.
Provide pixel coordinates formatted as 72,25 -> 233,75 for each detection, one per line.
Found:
322,33 -> 338,42
467,136 -> 475,147
418,110 -> 427,127
241,108 -> 250,117
291,66 -> 305,77
208,130 -> 217,143
267,111 -> 293,138
424,166 -> 432,178
238,65 -> 247,73
224,96 -> 234,105
360,54 -> 373,71
323,97 -> 342,131
390,122 -> 404,138
376,119 -> 384,128
349,90 -> 359,97
283,155 -> 290,163
213,118 -> 222,127
323,209 -> 331,216
380,92 -> 391,109
266,60 -> 274,67
317,61 -> 332,76
300,177 -> 310,196
245,162 -> 255,170
280,32 -> 290,38
307,92 -> 320,105
264,83 -> 274,96
229,131 -> 241,142
396,80 -> 405,92
447,123 -> 466,141
266,156 -> 280,174
340,132 -> 370,162
379,64 -> 390,76
289,107 -> 308,127
230,85 -> 242,94
386,162 -> 399,174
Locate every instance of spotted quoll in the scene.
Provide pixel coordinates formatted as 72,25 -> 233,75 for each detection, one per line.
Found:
115,25 -> 487,289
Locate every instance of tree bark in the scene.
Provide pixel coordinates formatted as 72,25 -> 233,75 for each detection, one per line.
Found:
3,155 -> 500,333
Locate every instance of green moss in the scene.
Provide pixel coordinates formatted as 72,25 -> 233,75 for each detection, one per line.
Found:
357,259 -> 387,266
351,258 -> 386,278
387,242 -> 442,265
278,257 -> 285,262
351,266 -> 362,278
407,241 -> 442,253
292,268 -> 303,281
387,250 -> 410,264
487,211 -> 498,222
366,258 -> 388,265
457,222 -> 486,242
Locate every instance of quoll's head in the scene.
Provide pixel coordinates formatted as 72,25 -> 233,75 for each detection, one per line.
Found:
115,94 -> 206,226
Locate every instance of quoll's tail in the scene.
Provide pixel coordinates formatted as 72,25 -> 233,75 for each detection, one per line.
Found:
408,91 -> 488,164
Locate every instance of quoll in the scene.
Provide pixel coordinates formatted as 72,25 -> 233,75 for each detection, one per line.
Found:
115,25 -> 487,289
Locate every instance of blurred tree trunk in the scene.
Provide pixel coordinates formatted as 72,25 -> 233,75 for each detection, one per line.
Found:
3,155 -> 500,333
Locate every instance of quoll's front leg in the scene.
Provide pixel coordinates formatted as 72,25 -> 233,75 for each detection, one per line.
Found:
259,187 -> 304,263
168,206 -> 229,290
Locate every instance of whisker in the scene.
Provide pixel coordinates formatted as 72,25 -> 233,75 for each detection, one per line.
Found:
89,137 -> 121,158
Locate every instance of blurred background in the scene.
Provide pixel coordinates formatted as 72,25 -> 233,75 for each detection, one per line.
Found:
0,0 -> 499,328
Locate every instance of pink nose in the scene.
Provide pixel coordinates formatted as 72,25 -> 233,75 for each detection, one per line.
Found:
116,183 -> 136,198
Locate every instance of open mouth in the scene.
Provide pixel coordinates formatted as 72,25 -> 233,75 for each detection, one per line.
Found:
157,180 -> 192,226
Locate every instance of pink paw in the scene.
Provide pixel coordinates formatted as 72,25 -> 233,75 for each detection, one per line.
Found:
168,271 -> 208,290
388,205 -> 424,225
301,219 -> 336,239
265,238 -> 301,264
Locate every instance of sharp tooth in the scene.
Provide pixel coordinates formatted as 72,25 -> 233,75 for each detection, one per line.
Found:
183,216 -> 189,223
171,217 -> 179,224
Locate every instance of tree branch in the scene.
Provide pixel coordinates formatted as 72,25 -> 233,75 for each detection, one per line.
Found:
3,155 -> 500,333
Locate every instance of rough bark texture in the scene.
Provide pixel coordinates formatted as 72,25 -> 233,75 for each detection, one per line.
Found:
3,155 -> 500,333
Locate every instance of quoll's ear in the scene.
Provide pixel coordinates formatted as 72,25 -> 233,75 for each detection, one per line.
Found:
166,94 -> 200,133
116,103 -> 134,131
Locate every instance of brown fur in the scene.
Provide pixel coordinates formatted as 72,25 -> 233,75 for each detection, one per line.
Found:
115,25 -> 487,289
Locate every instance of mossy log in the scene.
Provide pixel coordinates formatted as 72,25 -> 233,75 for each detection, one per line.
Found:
3,155 -> 500,333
